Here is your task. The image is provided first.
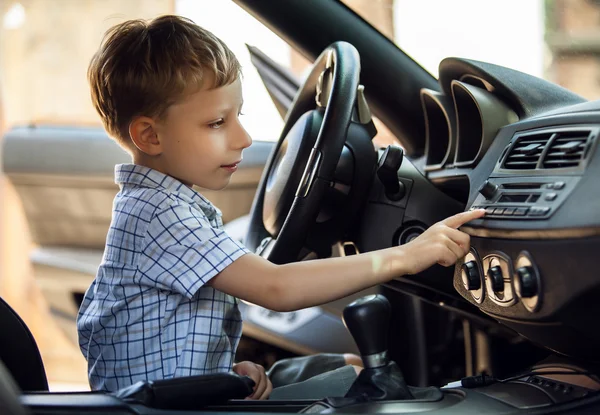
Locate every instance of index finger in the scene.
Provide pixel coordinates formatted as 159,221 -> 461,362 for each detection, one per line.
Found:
442,209 -> 486,228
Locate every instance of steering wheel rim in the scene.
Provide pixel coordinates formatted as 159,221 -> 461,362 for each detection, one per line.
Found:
245,41 -> 361,264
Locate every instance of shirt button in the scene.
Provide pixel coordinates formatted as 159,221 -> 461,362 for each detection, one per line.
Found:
205,209 -> 217,221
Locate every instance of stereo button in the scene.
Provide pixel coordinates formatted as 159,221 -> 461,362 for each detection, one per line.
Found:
530,207 -> 550,216
545,193 -> 557,201
514,207 -> 529,216
503,208 -> 515,215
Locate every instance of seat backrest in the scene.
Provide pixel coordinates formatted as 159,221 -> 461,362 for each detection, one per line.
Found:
0,297 -> 48,391
0,360 -> 29,415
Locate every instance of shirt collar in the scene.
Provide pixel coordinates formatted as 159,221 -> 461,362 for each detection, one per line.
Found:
114,164 -> 220,219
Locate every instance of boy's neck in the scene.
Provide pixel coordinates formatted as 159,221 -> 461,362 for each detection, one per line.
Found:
131,153 -> 193,189
132,153 -> 164,174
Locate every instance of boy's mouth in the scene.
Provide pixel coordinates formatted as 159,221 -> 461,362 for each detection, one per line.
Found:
221,160 -> 241,168
221,160 -> 242,172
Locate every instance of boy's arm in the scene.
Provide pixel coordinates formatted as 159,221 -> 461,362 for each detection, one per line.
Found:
209,209 -> 484,312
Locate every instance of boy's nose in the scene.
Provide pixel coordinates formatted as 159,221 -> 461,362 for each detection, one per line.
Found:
234,126 -> 252,150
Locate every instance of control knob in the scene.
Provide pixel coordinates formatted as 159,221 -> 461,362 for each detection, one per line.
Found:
478,180 -> 498,200
377,146 -> 406,201
461,261 -> 481,291
487,266 -> 504,292
516,266 -> 538,298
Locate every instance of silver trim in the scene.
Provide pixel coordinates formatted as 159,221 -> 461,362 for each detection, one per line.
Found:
315,50 -> 334,108
362,350 -> 389,369
482,253 -> 516,307
296,148 -> 322,198
452,80 -> 519,167
356,85 -> 372,124
341,241 -> 360,256
421,88 -> 454,171
256,237 -> 276,259
461,226 -> 600,240
459,74 -> 496,92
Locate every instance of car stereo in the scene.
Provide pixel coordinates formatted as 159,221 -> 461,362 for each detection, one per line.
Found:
470,176 -> 580,220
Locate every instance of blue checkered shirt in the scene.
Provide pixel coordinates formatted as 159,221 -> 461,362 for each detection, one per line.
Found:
77,164 -> 250,392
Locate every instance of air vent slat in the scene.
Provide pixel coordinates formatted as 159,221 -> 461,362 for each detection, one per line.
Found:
541,130 -> 591,169
506,153 -> 542,159
502,133 -> 552,170
503,129 -> 593,170
545,153 -> 583,158
542,160 -> 580,167
504,162 -> 539,168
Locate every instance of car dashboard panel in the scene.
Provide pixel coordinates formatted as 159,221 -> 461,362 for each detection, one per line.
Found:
420,58 -> 600,363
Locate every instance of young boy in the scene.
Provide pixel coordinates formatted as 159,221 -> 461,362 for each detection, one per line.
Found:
77,15 -> 484,398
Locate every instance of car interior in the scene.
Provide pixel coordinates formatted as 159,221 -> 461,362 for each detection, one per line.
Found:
1,0 -> 600,413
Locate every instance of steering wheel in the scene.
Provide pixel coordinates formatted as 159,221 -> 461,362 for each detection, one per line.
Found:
245,42 -> 361,264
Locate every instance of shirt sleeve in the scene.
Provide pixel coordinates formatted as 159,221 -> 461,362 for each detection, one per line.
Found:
138,203 -> 250,299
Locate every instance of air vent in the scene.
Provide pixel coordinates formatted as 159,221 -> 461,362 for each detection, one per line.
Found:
503,133 -> 552,169
542,131 -> 591,169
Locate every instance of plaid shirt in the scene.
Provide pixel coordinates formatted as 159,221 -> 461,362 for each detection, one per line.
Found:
77,164 -> 249,392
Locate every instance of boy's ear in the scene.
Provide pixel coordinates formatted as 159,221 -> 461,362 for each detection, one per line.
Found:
129,116 -> 162,156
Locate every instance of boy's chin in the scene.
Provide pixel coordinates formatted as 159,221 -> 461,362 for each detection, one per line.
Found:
201,178 -> 232,191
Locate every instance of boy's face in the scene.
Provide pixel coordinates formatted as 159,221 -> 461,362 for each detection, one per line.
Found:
155,76 -> 252,190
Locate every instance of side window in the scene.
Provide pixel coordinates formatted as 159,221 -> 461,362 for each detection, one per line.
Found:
177,1 -> 397,146
0,0 -> 301,142
177,0 -> 291,142
0,1 -> 175,134
0,0 -> 398,145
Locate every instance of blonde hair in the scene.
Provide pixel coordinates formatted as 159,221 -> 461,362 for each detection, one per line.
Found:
88,15 -> 241,148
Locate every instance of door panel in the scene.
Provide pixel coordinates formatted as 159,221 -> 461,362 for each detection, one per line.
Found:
2,126 -> 273,248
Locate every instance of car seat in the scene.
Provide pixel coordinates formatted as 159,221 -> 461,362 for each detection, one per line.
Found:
0,297 -> 48,391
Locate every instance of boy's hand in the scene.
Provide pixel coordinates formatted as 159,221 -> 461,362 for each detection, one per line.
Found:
233,361 -> 273,400
399,209 -> 485,275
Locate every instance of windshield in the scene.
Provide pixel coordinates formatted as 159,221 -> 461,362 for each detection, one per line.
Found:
341,0 -> 596,100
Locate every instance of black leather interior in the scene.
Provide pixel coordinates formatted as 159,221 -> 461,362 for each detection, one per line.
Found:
114,373 -> 255,410
0,295 -> 256,412
0,360 -> 28,415
345,361 -> 414,401
0,297 -> 48,392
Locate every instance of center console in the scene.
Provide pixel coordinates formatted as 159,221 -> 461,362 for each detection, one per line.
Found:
20,295 -> 600,414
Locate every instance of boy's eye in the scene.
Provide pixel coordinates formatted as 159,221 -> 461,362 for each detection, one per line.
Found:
208,119 -> 225,129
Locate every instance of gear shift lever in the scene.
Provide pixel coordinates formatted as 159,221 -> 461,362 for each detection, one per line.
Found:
343,294 -> 391,369
343,294 -> 413,400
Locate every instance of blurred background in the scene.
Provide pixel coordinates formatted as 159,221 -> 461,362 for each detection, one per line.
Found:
0,0 -> 596,391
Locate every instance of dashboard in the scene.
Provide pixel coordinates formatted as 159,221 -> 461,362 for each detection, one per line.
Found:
406,58 -> 600,364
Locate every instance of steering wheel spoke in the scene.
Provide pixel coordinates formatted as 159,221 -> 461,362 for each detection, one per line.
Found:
255,237 -> 276,259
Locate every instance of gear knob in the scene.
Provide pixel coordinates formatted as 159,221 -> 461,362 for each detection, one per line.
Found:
343,294 -> 391,369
